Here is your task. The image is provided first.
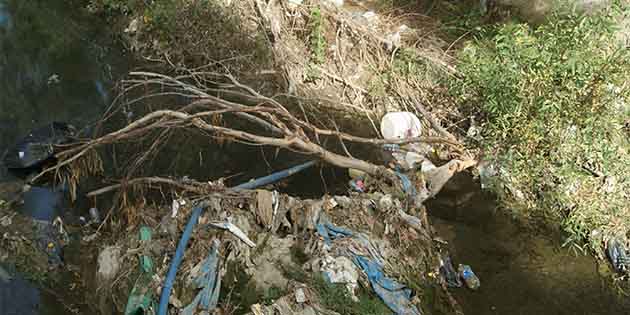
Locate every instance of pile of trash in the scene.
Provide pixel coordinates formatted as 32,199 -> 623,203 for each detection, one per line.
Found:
79,111 -> 484,315
0,111 -> 486,315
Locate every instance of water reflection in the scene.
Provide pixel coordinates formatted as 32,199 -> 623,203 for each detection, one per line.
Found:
0,0 -> 124,154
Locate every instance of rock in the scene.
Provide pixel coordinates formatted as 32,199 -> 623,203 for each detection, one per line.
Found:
248,235 -> 296,292
97,246 -> 121,282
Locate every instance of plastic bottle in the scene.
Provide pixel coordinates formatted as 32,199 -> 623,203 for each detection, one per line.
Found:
458,264 -> 480,290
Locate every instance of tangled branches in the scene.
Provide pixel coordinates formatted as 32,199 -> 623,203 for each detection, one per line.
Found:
33,71 -> 465,196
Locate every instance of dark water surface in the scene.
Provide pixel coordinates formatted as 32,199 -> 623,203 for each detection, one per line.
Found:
0,1 -> 127,314
427,173 -> 630,315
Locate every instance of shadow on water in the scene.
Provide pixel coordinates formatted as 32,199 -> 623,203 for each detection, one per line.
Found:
0,0 -> 127,154
427,173 -> 630,315
0,0 -> 128,314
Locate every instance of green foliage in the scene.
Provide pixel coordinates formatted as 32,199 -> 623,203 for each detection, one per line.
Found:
143,0 -> 178,35
309,5 -> 326,65
307,5 -> 326,79
313,275 -> 391,315
451,7 -> 630,252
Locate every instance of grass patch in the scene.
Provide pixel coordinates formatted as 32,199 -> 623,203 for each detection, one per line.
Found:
312,275 -> 391,315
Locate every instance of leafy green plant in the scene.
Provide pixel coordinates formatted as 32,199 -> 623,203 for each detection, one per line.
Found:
451,6 -> 630,253
309,5 -> 326,65
306,5 -> 327,79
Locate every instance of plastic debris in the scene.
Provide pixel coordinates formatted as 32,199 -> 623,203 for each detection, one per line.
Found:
33,219 -> 64,267
317,219 -> 422,315
89,207 -> 101,223
125,226 -> 156,315
478,161 -> 498,190
3,122 -> 76,169
354,256 -> 422,315
439,255 -> 462,288
323,0 -> 344,7
182,239 -> 222,315
458,264 -> 480,290
295,287 -> 306,304
394,171 -> 417,197
606,238 -> 630,274
47,74 -> 60,85
98,246 -> 122,283
349,179 -> 365,193
124,18 -> 139,33
380,112 -> 422,140
208,221 -> 256,247
256,190 -> 274,229
321,256 -> 359,301
52,216 -> 70,244
171,199 -> 185,218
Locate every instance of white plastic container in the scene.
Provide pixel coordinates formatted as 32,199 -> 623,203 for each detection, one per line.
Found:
380,112 -> 422,140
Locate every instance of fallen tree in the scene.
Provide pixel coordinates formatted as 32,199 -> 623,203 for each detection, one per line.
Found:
33,70 -> 473,206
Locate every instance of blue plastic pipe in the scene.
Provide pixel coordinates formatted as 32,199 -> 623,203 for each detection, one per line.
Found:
233,160 -> 317,190
157,160 -> 317,315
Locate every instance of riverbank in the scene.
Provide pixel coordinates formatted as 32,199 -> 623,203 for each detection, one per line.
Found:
1,0 -> 629,314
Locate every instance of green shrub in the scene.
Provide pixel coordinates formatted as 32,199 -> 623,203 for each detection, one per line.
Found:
451,6 -> 630,252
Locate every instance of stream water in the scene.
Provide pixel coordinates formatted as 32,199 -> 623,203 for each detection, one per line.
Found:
0,1 -> 629,315
0,1 -> 128,314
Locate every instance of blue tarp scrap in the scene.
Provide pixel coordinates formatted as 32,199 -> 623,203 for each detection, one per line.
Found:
354,256 -> 422,315
394,171 -> 417,197
317,220 -> 354,246
316,220 -> 422,315
182,240 -> 222,315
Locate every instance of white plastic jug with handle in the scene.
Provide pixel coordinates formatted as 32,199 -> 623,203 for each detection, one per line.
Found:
380,112 -> 422,140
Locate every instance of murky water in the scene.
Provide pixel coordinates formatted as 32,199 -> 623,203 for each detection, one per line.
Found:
0,0 -> 126,153
427,173 -> 630,315
0,1 -> 127,314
